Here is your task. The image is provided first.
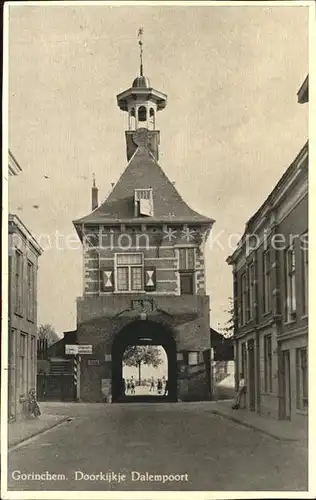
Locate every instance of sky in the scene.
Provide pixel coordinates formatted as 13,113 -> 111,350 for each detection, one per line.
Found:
8,3 -> 309,336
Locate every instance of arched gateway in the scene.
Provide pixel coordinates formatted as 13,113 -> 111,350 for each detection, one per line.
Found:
73,37 -> 214,403
111,320 -> 177,403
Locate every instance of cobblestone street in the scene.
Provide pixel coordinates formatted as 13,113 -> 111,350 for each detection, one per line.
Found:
7,403 -> 308,492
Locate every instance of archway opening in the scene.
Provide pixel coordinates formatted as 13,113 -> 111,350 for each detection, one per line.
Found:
123,345 -> 168,397
112,320 -> 177,403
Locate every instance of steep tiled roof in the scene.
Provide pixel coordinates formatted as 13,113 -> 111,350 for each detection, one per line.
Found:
73,146 -> 213,225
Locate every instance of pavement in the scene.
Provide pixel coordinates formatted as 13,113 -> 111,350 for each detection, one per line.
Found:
211,400 -> 308,442
7,413 -> 69,449
5,401 -> 308,492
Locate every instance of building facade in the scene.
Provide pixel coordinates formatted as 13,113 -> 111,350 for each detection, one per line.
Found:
73,64 -> 215,402
227,79 -> 308,425
8,214 -> 43,420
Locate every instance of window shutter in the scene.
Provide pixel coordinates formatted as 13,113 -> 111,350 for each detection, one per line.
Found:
144,267 -> 156,291
180,273 -> 194,295
100,268 -> 115,292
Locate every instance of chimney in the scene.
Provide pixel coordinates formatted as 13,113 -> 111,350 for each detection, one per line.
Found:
92,173 -> 98,211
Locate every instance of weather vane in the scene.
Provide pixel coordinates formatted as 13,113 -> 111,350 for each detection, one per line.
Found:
138,27 -> 144,76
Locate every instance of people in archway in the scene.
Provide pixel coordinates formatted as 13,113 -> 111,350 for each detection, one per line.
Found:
164,379 -> 169,396
126,379 -> 131,394
149,377 -> 155,392
157,378 -> 163,395
131,376 -> 136,395
122,378 -> 126,395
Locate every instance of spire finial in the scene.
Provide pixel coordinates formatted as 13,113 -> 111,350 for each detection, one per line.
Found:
138,27 -> 144,76
92,172 -> 96,188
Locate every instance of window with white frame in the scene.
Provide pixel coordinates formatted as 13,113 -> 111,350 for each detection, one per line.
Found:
284,246 -> 296,321
178,248 -> 195,270
188,352 -> 199,366
178,248 -> 195,295
30,335 -> 36,386
263,250 -> 271,314
26,260 -> 35,321
301,233 -> 308,316
264,334 -> 272,393
15,250 -> 23,315
134,189 -> 154,217
241,272 -> 247,325
20,333 -> 27,395
115,254 -> 143,291
247,263 -> 255,321
296,347 -> 308,410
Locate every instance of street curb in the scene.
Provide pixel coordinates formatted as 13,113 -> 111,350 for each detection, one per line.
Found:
211,409 -> 303,442
8,416 -> 71,451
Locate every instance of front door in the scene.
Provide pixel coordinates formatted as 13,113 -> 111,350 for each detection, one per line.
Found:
248,340 -> 256,411
283,350 -> 291,420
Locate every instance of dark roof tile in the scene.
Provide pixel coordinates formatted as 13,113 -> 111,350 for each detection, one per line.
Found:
74,146 -> 213,225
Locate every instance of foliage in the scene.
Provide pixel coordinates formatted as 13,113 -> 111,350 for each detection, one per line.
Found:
123,345 -> 162,368
123,345 -> 163,382
221,297 -> 235,338
37,324 -> 60,346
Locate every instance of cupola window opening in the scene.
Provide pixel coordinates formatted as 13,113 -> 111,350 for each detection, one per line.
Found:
149,107 -> 155,130
138,106 -> 147,122
129,107 -> 136,130
134,188 -> 154,217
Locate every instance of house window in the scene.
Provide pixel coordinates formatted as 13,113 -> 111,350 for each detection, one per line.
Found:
247,263 -> 255,321
240,272 -> 247,325
301,233 -> 308,316
188,352 -> 199,366
296,347 -> 308,410
179,248 -> 195,295
134,189 -> 154,216
284,246 -> 296,321
241,342 -> 247,379
26,261 -> 35,321
116,254 -> 143,291
264,334 -> 272,393
30,335 -> 36,386
20,333 -> 27,396
263,250 -> 271,314
15,250 -> 24,315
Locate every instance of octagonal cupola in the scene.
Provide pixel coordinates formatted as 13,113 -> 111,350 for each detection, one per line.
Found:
116,28 -> 167,131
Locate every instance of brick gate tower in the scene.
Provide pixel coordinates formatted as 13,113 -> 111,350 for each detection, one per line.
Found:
73,33 -> 215,402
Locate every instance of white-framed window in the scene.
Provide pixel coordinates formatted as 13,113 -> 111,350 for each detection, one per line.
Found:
178,248 -> 195,270
284,246 -> 296,321
240,272 -> 247,325
296,347 -> 308,410
30,335 -> 36,386
134,189 -> 154,216
264,334 -> 272,393
26,260 -> 35,321
115,253 -> 144,291
15,250 -> 23,315
188,352 -> 199,366
301,233 -> 308,316
247,263 -> 255,321
263,250 -> 271,314
20,333 -> 27,395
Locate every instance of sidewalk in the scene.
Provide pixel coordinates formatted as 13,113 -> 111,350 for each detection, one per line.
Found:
7,413 -> 69,449
211,400 -> 308,442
